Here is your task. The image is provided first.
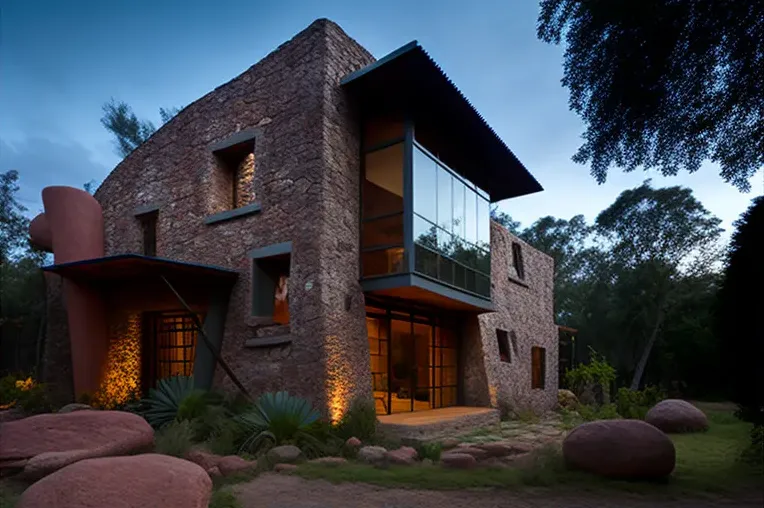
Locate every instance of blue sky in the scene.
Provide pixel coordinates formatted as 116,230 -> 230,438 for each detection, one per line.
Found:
1,0 -> 761,236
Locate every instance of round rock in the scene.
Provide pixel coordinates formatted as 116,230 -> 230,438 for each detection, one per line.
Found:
16,454 -> 211,508
266,445 -> 303,464
645,399 -> 709,433
563,420 -> 675,479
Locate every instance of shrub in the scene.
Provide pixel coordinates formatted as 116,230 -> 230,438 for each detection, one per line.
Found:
237,391 -> 321,455
209,489 -> 241,508
155,420 -> 195,457
136,376 -> 197,428
615,386 -> 665,419
741,425 -> 764,468
564,349 -> 616,404
577,403 -> 620,421
417,442 -> 442,461
334,397 -> 377,442
0,374 -> 50,414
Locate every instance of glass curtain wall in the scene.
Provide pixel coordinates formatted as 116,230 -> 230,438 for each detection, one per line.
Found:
360,114 -> 492,299
412,144 -> 491,297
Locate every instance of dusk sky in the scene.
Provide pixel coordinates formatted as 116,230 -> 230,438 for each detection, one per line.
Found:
2,0 -> 761,236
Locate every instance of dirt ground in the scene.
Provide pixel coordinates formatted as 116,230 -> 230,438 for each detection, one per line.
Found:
232,473 -> 763,508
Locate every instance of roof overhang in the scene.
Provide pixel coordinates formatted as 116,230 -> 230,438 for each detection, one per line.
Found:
43,254 -> 239,286
342,42 -> 543,202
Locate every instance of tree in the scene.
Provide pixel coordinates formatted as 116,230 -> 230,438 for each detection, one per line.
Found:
490,207 -> 521,235
519,215 -> 594,321
101,99 -> 182,158
595,180 -> 723,389
717,197 -> 763,425
537,1 -> 764,191
0,170 -> 29,264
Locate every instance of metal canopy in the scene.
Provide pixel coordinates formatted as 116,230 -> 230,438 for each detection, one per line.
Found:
43,254 -> 239,285
342,41 -> 543,202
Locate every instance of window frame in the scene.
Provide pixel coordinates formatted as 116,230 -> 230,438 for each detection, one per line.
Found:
531,346 -> 546,389
496,329 -> 511,363
511,241 -> 525,280
250,242 -> 292,325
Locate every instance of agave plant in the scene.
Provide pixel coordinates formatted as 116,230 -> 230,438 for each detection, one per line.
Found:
237,391 -> 321,454
138,375 -> 196,429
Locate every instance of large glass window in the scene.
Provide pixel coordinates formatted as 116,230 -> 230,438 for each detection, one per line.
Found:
412,144 -> 491,298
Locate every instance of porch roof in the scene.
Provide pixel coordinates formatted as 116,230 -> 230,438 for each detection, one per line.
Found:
43,254 -> 239,285
341,41 -> 543,202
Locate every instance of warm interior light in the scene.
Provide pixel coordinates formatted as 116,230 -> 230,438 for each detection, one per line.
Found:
325,334 -> 351,423
94,314 -> 141,408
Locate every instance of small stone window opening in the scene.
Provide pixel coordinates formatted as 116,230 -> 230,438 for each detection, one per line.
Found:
531,346 -> 546,389
511,241 -> 525,280
253,253 -> 290,326
496,329 -> 511,363
138,211 -> 158,257
213,140 -> 255,210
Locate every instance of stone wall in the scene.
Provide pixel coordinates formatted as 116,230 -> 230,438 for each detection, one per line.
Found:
463,221 -> 559,415
88,19 -> 375,417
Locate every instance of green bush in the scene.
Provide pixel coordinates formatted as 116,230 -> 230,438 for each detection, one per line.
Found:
237,391 -> 321,455
741,425 -> 763,468
417,442 -> 442,461
577,403 -> 620,421
208,489 -> 241,508
0,374 -> 50,414
155,420 -> 196,457
615,386 -> 665,419
136,376 -> 196,428
564,349 -> 616,403
334,397 -> 377,442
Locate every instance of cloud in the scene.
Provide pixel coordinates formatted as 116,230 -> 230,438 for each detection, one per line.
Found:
0,137 -> 109,216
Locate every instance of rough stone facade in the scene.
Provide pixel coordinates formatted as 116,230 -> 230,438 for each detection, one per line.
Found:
84,19 -> 375,417
42,19 -> 557,419
463,222 -> 559,415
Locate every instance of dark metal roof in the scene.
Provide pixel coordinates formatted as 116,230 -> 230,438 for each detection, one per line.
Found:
43,254 -> 239,284
342,42 -> 543,202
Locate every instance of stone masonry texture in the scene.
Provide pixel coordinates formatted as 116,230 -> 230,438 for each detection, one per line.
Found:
43,18 -> 557,419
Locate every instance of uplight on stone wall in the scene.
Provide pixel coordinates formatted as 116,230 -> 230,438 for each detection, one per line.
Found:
94,314 -> 142,408
325,334 -> 351,422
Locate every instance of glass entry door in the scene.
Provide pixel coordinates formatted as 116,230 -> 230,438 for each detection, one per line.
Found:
367,305 -> 458,415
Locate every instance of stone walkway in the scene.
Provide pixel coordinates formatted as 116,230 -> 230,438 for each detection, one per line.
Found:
232,474 -> 762,508
457,416 -> 567,448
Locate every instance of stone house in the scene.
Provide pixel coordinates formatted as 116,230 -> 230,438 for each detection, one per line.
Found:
31,19 -> 558,425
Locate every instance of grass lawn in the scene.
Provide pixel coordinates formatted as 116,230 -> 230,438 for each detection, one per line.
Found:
296,404 -> 763,497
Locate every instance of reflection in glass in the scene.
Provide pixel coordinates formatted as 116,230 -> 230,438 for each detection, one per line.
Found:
362,248 -> 405,277
363,144 -> 403,218
453,179 -> 465,239
362,214 -> 403,248
414,244 -> 438,279
413,215 -> 438,251
436,166 -> 452,231
477,196 -> 490,249
437,228 -> 453,257
413,148 -> 437,223
465,189 -> 477,245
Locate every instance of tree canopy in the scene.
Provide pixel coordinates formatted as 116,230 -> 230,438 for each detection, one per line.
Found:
101,99 -> 182,158
537,0 -> 764,190
0,170 -> 29,264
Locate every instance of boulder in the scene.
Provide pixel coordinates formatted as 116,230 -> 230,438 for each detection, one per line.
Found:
453,445 -> 489,460
440,437 -> 461,449
57,403 -> 92,414
645,399 -> 709,433
0,408 -> 25,423
345,437 -> 362,448
563,420 -> 675,479
16,454 -> 211,508
440,452 -> 477,469
185,449 -> 219,471
217,455 -> 257,476
476,441 -> 532,458
557,389 -> 578,410
0,410 -> 153,478
384,446 -> 417,465
357,445 -> 387,464
266,445 -> 303,464
206,466 -> 222,478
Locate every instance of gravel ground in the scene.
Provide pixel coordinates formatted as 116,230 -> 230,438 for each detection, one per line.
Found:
232,473 -> 763,508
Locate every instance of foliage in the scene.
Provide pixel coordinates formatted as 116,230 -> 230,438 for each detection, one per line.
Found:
0,374 -> 49,414
154,419 -> 195,458
0,170 -> 29,263
208,489 -> 241,508
741,425 -> 763,468
615,386 -> 665,420
334,397 -> 377,442
564,348 -> 616,397
136,375 -> 197,428
100,99 -> 182,158
717,197 -> 764,426
537,0 -> 763,191
489,207 -> 520,234
576,403 -> 620,422
237,391 -> 321,455
417,442 -> 442,462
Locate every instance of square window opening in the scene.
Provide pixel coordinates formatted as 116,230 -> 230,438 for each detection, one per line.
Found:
496,329 -> 511,363
214,140 -> 255,210
252,253 -> 290,326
